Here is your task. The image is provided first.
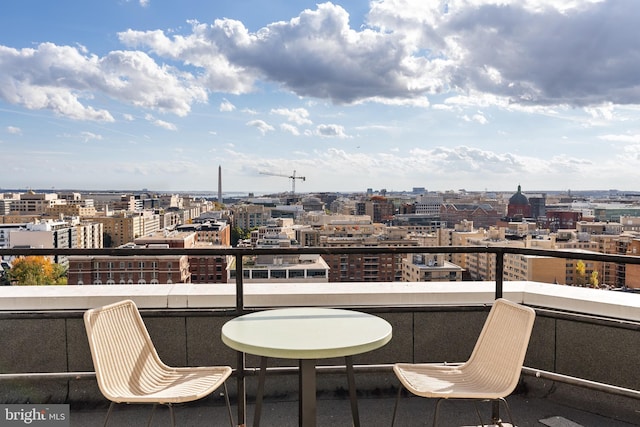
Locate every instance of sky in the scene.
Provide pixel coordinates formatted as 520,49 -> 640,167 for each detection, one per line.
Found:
1,0 -> 640,195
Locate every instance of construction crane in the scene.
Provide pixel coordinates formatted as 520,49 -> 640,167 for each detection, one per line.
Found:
259,170 -> 306,194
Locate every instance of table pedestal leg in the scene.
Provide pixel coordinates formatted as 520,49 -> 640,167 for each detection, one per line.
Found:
345,356 -> 360,427
237,351 -> 246,427
253,356 -> 268,427
299,359 -> 317,427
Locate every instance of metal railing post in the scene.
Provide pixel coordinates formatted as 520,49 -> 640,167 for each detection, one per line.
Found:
492,249 -> 504,423
234,253 -> 246,426
495,250 -> 504,299
235,253 -> 244,314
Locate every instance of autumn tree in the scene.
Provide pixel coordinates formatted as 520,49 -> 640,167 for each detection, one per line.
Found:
575,260 -> 587,287
589,270 -> 599,288
7,256 -> 67,286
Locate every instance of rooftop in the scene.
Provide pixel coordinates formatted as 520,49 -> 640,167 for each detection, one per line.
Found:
1,246 -> 639,426
69,388 -> 637,426
1,280 -> 639,427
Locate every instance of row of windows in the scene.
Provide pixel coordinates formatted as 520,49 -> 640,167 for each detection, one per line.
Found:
80,279 -> 165,285
89,272 -> 169,280
76,261 -> 169,269
232,269 -> 327,279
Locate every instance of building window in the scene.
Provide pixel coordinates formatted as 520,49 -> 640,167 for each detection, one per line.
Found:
271,270 -> 287,279
289,270 -> 305,279
252,270 -> 268,279
307,270 -> 326,278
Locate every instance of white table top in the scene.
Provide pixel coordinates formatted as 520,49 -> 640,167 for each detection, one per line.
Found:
221,307 -> 392,359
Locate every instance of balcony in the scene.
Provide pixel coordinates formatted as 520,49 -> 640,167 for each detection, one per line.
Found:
1,246 -> 640,426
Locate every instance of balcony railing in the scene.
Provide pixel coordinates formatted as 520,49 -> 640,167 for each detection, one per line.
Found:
4,245 -> 640,304
1,245 -> 640,425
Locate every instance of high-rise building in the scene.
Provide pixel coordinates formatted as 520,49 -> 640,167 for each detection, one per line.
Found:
232,204 -> 272,230
87,211 -> 160,247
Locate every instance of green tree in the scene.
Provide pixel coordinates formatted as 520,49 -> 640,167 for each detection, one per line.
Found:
0,270 -> 9,286
231,226 -> 252,246
8,256 -> 67,286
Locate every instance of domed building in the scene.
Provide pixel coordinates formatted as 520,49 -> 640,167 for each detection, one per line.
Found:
507,185 -> 531,219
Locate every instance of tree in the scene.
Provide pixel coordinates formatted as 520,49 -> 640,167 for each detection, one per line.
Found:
589,270 -> 599,288
575,260 -> 587,287
7,256 -> 67,286
0,270 -> 9,286
231,226 -> 252,247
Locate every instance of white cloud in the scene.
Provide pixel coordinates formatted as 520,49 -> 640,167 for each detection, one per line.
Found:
0,43 -> 205,121
220,99 -> 236,112
118,3 -> 451,104
315,124 -> 349,138
2,0 -> 637,124
145,114 -> 177,130
271,108 -> 312,125
599,134 -> 640,144
280,123 -> 300,135
246,119 -> 275,135
114,159 -> 199,176
154,119 -> 177,131
463,112 -> 488,124
80,131 -> 103,142
7,126 -> 21,135
118,23 -> 256,94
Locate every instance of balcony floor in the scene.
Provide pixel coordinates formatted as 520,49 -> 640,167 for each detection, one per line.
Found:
69,390 -> 637,427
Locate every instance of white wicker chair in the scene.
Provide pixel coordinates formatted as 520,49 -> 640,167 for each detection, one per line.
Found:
84,299 -> 234,427
391,298 -> 536,426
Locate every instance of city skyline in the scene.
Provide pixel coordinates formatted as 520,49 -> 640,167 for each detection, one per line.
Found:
2,1 -> 640,194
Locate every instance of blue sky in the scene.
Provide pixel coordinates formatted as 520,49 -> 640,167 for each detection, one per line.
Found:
1,0 -> 640,194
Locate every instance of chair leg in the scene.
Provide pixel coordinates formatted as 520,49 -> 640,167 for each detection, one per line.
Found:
103,401 -> 116,427
223,382 -> 234,427
390,385 -> 403,427
432,398 -> 445,427
168,404 -> 176,427
146,404 -> 158,427
472,401 -> 486,427
497,398 -> 516,427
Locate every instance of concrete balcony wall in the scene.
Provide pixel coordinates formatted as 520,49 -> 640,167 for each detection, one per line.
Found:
1,282 -> 639,423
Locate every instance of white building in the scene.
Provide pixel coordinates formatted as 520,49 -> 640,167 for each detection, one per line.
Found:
402,253 -> 464,282
229,254 -> 330,283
